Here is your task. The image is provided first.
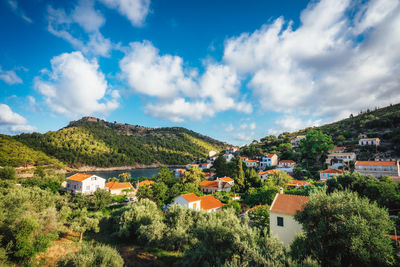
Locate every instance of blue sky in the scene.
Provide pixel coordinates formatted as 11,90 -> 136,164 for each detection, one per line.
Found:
1,0 -> 400,145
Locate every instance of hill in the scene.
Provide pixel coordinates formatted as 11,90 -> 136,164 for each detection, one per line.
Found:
11,117 -> 226,168
242,103 -> 400,159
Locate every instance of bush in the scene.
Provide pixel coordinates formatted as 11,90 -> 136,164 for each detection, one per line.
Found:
58,243 -> 123,267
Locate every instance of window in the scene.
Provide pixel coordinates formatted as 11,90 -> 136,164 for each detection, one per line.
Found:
74,185 -> 77,189
67,183 -> 70,188
277,217 -> 284,227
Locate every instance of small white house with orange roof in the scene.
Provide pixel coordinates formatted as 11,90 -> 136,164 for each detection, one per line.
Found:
245,159 -> 259,168
355,161 -> 400,177
258,169 -> 279,181
320,169 -> 343,181
105,181 -> 135,195
173,193 -> 224,212
260,154 -> 278,169
199,162 -> 212,170
286,180 -> 311,189
269,191 -> 309,246
66,173 -> 106,194
200,177 -> 234,193
173,168 -> 186,178
137,180 -> 155,188
278,160 -> 296,173
223,154 -> 234,162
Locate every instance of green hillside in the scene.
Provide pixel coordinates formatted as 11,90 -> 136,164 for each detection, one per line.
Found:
0,134 -> 60,167
12,117 -> 226,167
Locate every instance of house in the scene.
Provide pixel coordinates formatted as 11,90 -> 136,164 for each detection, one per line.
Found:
209,155 -> 218,162
359,138 -> 380,146
137,180 -> 155,188
66,173 -> 106,195
290,135 -> 306,147
200,177 -> 234,193
286,180 -> 310,189
204,172 -> 212,180
258,169 -> 279,181
245,159 -> 259,168
325,152 -> 356,166
223,154 -> 234,162
105,181 -> 134,195
226,146 -> 239,154
260,154 -> 278,169
241,157 -> 248,162
328,146 -> 345,153
269,191 -> 310,246
355,161 -> 400,177
199,162 -> 212,170
320,169 -> 343,181
209,151 -> 217,157
174,168 -> 186,178
277,160 -> 296,173
230,194 -> 241,201
173,193 -> 224,212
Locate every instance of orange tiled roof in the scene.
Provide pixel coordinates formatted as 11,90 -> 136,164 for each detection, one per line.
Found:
265,154 -> 276,158
200,180 -> 218,187
258,169 -> 279,175
355,161 -> 397,166
248,204 -> 264,212
219,177 -> 234,182
181,193 -> 201,202
105,181 -> 134,190
138,180 -> 155,187
246,160 -> 258,162
199,195 -> 223,210
279,160 -> 296,164
320,169 -> 343,174
329,146 -> 345,151
270,194 -> 309,215
67,173 -> 93,182
286,180 -> 310,187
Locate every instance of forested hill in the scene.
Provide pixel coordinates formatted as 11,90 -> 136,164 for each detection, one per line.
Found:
9,117 -> 226,168
242,102 -> 400,158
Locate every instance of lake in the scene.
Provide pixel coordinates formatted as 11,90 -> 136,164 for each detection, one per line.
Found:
67,167 -> 177,180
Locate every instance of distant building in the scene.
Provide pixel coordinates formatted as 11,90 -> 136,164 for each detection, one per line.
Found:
105,181 -> 134,195
286,180 -> 310,189
226,146 -> 239,154
245,159 -> 259,168
355,161 -> 400,177
137,180 -> 155,188
328,147 -> 345,154
66,173 -> 105,195
359,138 -> 380,146
173,193 -> 224,212
258,169 -> 279,181
325,152 -> 356,166
278,160 -> 296,173
320,169 -> 343,181
269,192 -> 309,246
174,169 -> 186,178
290,135 -> 306,147
223,154 -> 234,163
199,162 -> 212,170
200,177 -> 234,193
241,157 -> 248,162
209,155 -> 218,162
209,151 -> 217,157
260,154 -> 278,169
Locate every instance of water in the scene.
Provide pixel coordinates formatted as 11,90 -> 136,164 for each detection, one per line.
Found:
67,167 -> 177,180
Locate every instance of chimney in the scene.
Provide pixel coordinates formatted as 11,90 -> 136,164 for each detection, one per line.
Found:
280,188 -> 283,194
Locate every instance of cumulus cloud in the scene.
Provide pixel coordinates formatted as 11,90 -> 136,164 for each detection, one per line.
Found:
223,0 -> 400,119
0,104 -> 36,133
0,66 -> 22,85
99,0 -> 150,26
34,51 -> 119,118
240,122 -> 256,130
120,41 -> 252,122
267,116 -> 322,136
47,0 -> 112,57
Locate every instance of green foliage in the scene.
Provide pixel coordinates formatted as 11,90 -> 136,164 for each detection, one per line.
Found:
92,189 -> 112,211
214,155 -> 229,177
243,185 -> 279,207
58,243 -> 124,267
268,170 -> 293,187
293,190 -> 395,266
299,130 -> 334,163
137,182 -> 168,207
155,166 -> 175,185
248,205 -> 269,231
69,208 -> 100,242
0,166 -> 17,181
245,168 -> 262,189
223,201 -> 242,214
231,157 -> 245,192
13,119 -> 225,167
181,166 -> 204,187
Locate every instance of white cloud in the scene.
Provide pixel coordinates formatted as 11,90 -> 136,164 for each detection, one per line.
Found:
34,51 -> 119,118
99,0 -> 150,26
7,0 -> 32,23
239,122 -> 256,130
47,0 -> 112,57
0,104 -> 36,133
223,0 -> 400,119
233,132 -> 253,142
120,41 -> 252,122
267,116 -> 322,136
0,66 -> 22,85
225,124 -> 235,132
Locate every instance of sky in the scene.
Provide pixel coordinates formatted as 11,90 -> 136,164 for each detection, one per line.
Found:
1,0 -> 400,145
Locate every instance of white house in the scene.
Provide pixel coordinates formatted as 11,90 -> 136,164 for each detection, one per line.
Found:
66,173 -> 106,195
200,177 -> 234,193
173,193 -> 224,212
277,160 -> 296,173
245,159 -> 259,168
174,168 -> 186,178
223,154 -> 234,163
328,147 -> 345,154
355,161 -> 400,177
105,181 -> 135,195
359,138 -> 380,146
269,191 -> 310,246
199,162 -> 212,170
259,154 -> 278,169
258,169 -> 279,181
290,135 -> 306,147
226,146 -> 239,154
319,169 -> 343,181
325,152 -> 356,166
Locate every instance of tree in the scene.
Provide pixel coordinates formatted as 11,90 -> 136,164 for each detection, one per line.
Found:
214,155 -> 229,177
223,201 -> 242,214
108,177 -> 119,182
70,208 -> 99,242
245,168 -> 262,189
232,157 -> 245,192
33,166 -> 45,178
92,189 -> 112,210
181,166 -> 204,187
118,172 -> 131,182
292,190 -> 395,266
248,205 -> 270,231
0,166 -> 17,181
156,166 -> 174,185
268,170 -> 293,187
299,130 -> 334,166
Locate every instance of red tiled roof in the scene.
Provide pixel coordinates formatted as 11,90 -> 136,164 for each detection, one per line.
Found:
248,204 -> 264,212
200,180 -> 218,187
246,160 -> 258,162
138,180 -> 155,187
258,169 -> 279,175
279,160 -> 296,164
320,169 -> 343,174
270,194 -> 309,215
286,180 -> 310,187
265,154 -> 276,158
199,195 -> 223,210
389,235 -> 400,242
329,147 -> 345,151
219,177 -> 234,182
67,173 -> 93,182
105,181 -> 134,190
181,193 -> 201,202
355,161 -> 397,166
